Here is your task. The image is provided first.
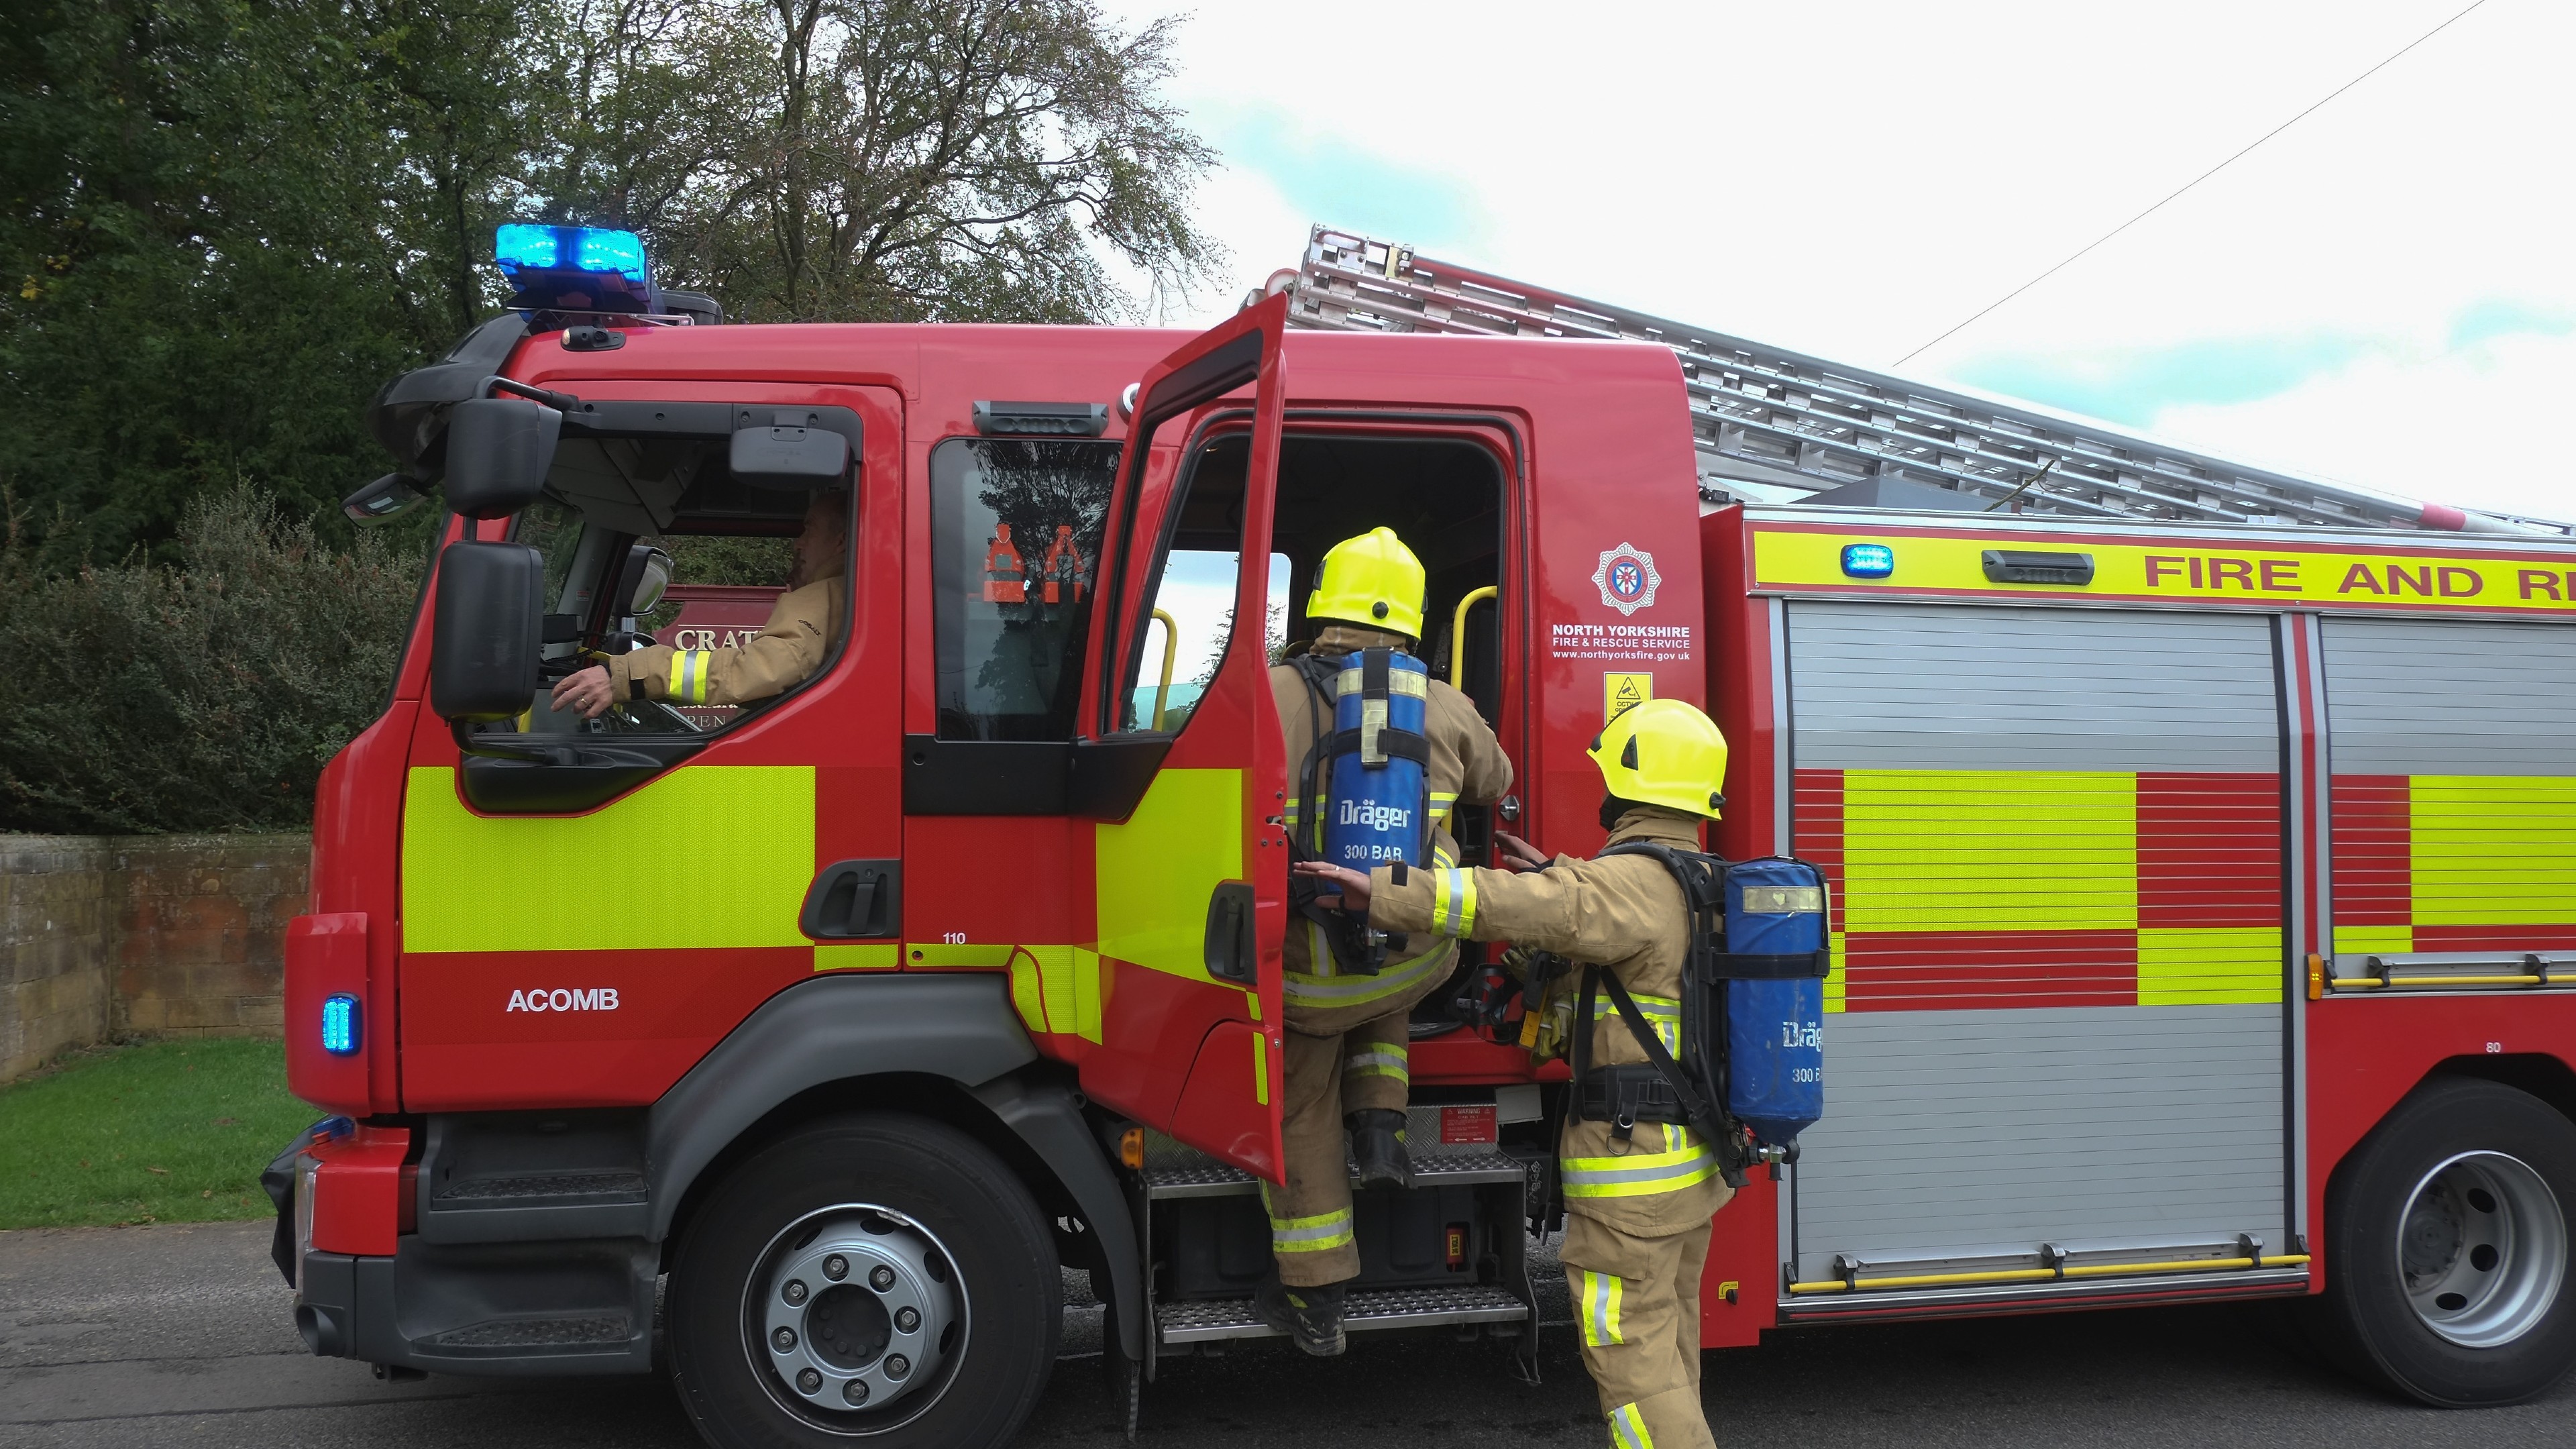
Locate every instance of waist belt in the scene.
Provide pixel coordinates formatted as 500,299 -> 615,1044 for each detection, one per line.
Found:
1574,1063 -> 1693,1132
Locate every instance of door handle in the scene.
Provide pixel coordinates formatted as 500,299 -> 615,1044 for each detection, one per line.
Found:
1203,881 -> 1255,983
800,859 -> 902,940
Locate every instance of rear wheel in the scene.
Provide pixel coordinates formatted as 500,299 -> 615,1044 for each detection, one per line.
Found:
2314,1076 -> 2576,1405
667,1112 -> 1059,1447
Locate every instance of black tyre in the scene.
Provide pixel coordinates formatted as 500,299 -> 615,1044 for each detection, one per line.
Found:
667,1112 -> 1059,1447
2313,1075 -> 2576,1405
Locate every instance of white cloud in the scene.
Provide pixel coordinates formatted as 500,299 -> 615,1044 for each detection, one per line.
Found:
1110,0 -> 2570,521
2154,330 -> 2576,521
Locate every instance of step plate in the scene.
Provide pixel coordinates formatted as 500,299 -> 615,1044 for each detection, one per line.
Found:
1146,1148 -> 1529,1199
1157,1284 -> 1527,1344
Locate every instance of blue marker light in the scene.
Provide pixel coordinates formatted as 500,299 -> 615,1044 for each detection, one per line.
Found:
321,994 -> 362,1055
572,228 -> 647,285
494,223 -> 562,272
1840,543 -> 1896,579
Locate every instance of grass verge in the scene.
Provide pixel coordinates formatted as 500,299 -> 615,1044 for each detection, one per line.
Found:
0,1037 -> 318,1230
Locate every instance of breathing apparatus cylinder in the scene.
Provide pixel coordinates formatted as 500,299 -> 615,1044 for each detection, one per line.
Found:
1720,858 -> 1828,1144
1321,647 -> 1431,871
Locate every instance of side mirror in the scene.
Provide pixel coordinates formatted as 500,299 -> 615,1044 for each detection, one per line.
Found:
614,544 -> 674,616
443,398 -> 561,519
731,421 -> 849,490
431,541 -> 544,722
343,473 -> 427,527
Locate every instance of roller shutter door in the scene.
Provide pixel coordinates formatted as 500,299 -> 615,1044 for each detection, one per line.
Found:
1787,602 -> 2291,1283
2322,618 -> 2576,963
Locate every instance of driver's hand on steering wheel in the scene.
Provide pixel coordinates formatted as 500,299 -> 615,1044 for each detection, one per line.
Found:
551,665 -> 615,720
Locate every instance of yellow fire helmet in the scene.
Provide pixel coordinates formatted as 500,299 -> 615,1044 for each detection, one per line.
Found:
1306,527 -> 1426,641
1589,698 -> 1729,819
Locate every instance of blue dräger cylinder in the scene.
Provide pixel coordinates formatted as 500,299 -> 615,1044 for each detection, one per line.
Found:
1721,858 -> 1828,1144
1322,648 -> 1430,869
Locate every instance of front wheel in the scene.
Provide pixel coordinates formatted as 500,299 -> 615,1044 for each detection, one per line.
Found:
2314,1075 -> 2576,1405
667,1112 -> 1060,1447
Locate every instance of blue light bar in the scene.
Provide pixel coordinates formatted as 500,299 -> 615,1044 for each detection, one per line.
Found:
494,224 -> 649,292
321,994 -> 362,1055
1840,543 -> 1896,579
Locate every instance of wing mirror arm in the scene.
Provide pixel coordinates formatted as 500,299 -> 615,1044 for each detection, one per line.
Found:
480,375 -> 581,411
451,718 -> 556,765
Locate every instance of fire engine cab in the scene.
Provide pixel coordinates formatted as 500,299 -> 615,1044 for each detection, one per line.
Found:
278,223 -> 2576,1448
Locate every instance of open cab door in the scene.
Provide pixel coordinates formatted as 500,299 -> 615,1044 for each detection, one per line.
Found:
1071,295 -> 1291,1180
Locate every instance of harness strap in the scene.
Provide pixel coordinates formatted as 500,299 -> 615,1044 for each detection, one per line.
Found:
1322,726 -> 1431,766
1591,965 -> 1729,1148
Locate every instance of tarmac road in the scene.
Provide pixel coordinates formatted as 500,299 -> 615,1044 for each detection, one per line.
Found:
5,1220 -> 2573,1448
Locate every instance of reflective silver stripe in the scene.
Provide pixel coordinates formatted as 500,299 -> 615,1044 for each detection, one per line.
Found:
1581,1269 -> 1625,1346
1558,1137 -> 1719,1199
1429,868 -> 1476,938
1609,1402 -> 1654,1449
1592,991 -> 1680,1016
1284,938 -> 1450,1005
1592,992 -> 1680,1052
667,648 -> 713,705
1258,1185 -> 1356,1252
1343,1046 -> 1407,1079
1561,1155 -> 1714,1188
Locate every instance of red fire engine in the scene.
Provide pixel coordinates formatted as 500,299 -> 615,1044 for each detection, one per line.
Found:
278,224 -> 2576,1448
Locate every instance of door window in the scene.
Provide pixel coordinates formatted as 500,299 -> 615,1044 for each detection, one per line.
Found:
930,438 -> 1119,740
1106,431 -> 1289,735
1126,551 -> 1292,732
486,470 -> 855,741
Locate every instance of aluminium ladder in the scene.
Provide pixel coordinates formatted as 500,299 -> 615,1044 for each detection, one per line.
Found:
1283,225 -> 2566,536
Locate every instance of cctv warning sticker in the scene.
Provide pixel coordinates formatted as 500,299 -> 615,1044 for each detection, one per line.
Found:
1605,672 -> 1652,721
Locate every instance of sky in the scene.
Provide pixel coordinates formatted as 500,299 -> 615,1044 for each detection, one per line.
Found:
1105,0 -> 2572,524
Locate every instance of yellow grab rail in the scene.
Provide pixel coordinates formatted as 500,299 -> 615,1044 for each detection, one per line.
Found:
1788,1253 -> 2310,1295
2337,975 -> 2560,989
1449,586 -> 1497,689
1149,608 -> 1179,730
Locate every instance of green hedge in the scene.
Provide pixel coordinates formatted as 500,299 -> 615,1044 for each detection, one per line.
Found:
0,486 -> 426,833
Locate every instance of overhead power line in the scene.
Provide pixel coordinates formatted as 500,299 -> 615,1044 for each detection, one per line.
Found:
1892,0 -> 2495,368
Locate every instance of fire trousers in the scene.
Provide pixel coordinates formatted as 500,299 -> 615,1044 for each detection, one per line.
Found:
1264,948 -> 1450,1287
1562,1210 -> 1716,1449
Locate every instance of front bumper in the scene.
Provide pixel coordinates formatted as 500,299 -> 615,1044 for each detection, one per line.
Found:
271,1123 -> 654,1375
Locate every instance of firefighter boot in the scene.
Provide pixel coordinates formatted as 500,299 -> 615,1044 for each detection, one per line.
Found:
1348,1108 -> 1413,1189
1254,1271 -> 1348,1357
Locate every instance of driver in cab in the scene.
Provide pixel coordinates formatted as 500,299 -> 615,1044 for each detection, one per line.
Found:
549,486 -> 848,718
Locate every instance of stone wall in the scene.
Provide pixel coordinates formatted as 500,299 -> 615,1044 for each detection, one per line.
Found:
0,837 -> 114,1085
0,835 -> 307,1083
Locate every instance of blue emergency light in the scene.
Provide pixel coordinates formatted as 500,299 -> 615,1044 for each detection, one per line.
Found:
496,224 -> 653,315
320,994 -> 362,1055
1840,543 -> 1896,579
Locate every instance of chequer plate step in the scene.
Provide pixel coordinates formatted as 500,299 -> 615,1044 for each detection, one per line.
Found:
1143,1149 -> 1529,1199
1156,1283 -> 1527,1344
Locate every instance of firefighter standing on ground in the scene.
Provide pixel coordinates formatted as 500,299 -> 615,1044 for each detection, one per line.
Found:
1298,698 -> 1733,1449
1256,527 -> 1513,1356
550,487 -> 848,718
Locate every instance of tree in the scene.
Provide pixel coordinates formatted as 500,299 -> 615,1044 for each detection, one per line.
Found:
0,0 -> 1222,570
557,0 -> 1224,323
0,0 -> 550,567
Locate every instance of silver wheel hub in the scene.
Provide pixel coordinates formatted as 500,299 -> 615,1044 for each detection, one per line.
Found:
753,1206 -> 962,1423
2397,1150 -> 2566,1349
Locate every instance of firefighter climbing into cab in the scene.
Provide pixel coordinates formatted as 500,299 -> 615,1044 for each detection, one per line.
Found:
549,484 -> 849,717
1257,527 -> 1514,1356
1299,699 -> 1739,1449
